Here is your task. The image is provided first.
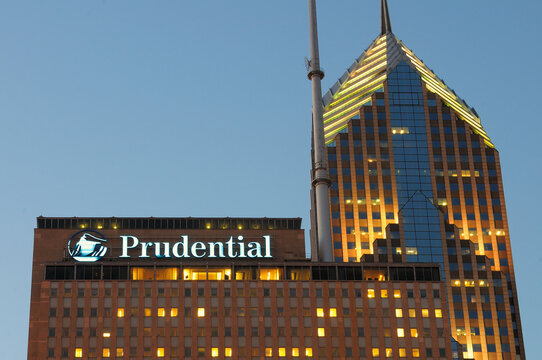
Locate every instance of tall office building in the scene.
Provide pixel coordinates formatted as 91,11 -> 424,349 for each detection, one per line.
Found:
29,217 -> 454,359
321,1 -> 524,358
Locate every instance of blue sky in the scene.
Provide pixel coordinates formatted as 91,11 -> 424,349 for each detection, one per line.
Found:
1,1 -> 540,358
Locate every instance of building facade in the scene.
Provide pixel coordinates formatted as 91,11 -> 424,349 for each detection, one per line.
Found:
29,217 -> 456,359
320,2 -> 524,359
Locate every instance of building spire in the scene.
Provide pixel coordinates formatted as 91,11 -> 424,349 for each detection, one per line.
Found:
381,0 -> 392,35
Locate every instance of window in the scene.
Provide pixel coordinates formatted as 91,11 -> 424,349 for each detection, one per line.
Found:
397,328 -> 404,337
385,348 -> 393,358
395,309 -> 403,317
211,348 -> 219,358
265,348 -> 273,357
305,348 -> 313,356
103,348 -> 110,358
367,289 -> 375,298
197,308 -> 205,317
422,309 -> 429,318
329,308 -> 337,317
372,348 -> 380,357
225,348 -> 232,357
117,308 -> 124,318
410,329 -> 418,338
170,307 -> 178,317
381,289 -> 388,298
412,348 -> 420,357
409,309 -> 416,317
393,290 -> 401,298
292,348 -> 300,357
318,328 -> 325,337
157,308 -> 165,317
144,308 -> 151,317
75,348 -> 83,358
435,309 -> 442,318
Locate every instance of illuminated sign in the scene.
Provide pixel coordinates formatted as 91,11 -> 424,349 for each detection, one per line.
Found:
68,233 -> 272,261
68,231 -> 108,262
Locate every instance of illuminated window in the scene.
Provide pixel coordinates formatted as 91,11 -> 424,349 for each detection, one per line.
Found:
456,327 -> 467,336
452,279 -> 461,287
408,309 -> 416,318
393,290 -> 401,298
183,268 -> 232,280
410,329 -> 418,338
208,269 -> 230,280
157,308 -> 165,317
399,348 -> 406,357
171,308 -> 178,317
405,247 -> 418,255
372,348 -> 380,357
116,348 -> 124,357
211,348 -> 219,357
395,309 -> 403,317
329,308 -> 337,317
292,348 -> 300,357
75,348 -> 83,358
381,289 -> 388,298
412,348 -> 420,357
225,348 -> 232,357
279,348 -> 286,356
435,309 -> 442,318
391,127 -> 409,135
317,308 -> 324,317
235,268 -> 253,280
259,268 -> 282,280
144,308 -> 151,317
385,348 -> 393,357
155,267 -> 178,280
103,331 -> 111,338
117,308 -> 124,318
157,347 -> 165,357
367,289 -> 375,298
422,309 -> 429,318
197,308 -> 205,317
318,328 -> 325,337
305,348 -> 313,356
479,280 -> 489,287
464,280 -> 475,287
103,348 -> 110,358
265,348 -> 273,357
131,267 -> 154,280
397,328 -> 404,337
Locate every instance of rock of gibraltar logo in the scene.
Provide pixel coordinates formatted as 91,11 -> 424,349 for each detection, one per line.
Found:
68,230 -> 108,262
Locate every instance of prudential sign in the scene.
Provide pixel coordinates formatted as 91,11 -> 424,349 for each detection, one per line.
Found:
68,232 -> 272,262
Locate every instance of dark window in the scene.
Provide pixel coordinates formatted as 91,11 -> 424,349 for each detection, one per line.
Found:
76,265 -> 101,280
45,266 -> 74,280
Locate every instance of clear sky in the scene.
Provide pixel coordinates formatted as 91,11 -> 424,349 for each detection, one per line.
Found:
1,1 -> 540,358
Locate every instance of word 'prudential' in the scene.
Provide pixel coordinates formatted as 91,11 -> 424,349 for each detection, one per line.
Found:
119,235 -> 272,259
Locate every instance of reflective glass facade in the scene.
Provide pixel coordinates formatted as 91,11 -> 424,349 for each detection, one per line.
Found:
322,28 -> 525,360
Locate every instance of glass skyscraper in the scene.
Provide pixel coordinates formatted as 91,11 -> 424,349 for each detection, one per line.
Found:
321,2 -> 525,359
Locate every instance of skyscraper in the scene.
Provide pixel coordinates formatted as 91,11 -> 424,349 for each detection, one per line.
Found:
321,1 -> 524,358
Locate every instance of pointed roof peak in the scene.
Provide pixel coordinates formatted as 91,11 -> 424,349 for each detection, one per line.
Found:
381,0 -> 392,35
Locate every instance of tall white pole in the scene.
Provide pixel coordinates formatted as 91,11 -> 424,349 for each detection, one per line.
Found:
308,0 -> 333,262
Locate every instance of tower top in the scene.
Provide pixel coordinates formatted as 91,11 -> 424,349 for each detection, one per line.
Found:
381,0 -> 392,35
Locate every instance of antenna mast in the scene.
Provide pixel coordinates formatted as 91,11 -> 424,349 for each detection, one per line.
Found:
308,0 -> 333,262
